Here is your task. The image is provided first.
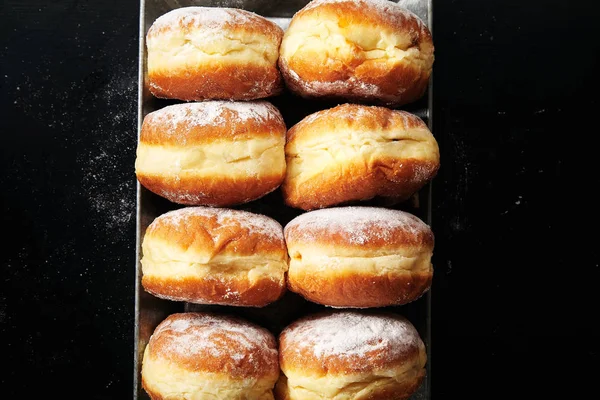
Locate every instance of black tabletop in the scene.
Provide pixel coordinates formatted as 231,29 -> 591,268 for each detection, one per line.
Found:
2,0 -> 599,398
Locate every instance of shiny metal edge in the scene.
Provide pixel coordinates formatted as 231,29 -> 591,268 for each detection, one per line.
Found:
134,1 -> 433,399
425,0 -> 434,397
133,0 -> 145,398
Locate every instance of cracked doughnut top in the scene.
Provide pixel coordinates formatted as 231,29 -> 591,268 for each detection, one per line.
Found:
279,0 -> 434,107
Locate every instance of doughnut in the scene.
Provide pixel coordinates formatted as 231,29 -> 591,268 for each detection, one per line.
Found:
135,101 -> 287,206
141,207 -> 288,307
282,103 -> 439,210
279,0 -> 434,106
284,206 -> 433,308
142,312 -> 279,399
146,7 -> 284,101
275,310 -> 427,400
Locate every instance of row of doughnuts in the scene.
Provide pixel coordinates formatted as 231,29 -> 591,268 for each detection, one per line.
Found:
142,310 -> 427,400
135,101 -> 440,210
146,0 -> 434,107
140,205 -> 433,308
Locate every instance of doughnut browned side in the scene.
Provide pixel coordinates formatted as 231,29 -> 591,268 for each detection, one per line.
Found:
141,207 -> 288,307
279,0 -> 434,107
135,101 -> 287,207
275,310 -> 427,400
146,7 -> 284,101
284,206 -> 434,308
282,104 -> 439,211
142,312 -> 279,400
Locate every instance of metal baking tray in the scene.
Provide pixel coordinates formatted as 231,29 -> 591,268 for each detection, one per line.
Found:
134,1 -> 434,398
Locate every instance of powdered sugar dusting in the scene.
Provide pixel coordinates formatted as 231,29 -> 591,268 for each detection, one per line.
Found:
282,60 -> 385,101
150,313 -> 277,369
154,184 -> 280,207
288,103 -> 381,141
283,311 -> 420,360
284,206 -> 429,245
284,0 -> 428,104
292,103 -> 425,133
301,0 -> 423,25
152,206 -> 284,241
153,190 -> 210,206
411,162 -> 438,184
144,283 -> 243,306
282,60 -> 405,106
146,101 -> 281,133
148,7 -> 257,36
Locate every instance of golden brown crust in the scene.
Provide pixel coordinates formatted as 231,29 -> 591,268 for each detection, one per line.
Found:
145,312 -> 279,378
141,207 -> 288,307
288,269 -> 432,308
284,206 -> 434,251
282,104 -> 439,210
283,158 -> 438,210
148,63 -> 283,101
140,101 -> 286,146
293,0 -> 429,35
278,310 -> 426,375
279,58 -> 429,107
137,172 -> 284,207
143,206 -> 287,261
283,207 -> 433,307
146,7 -> 282,41
286,103 -> 427,143
142,275 -> 286,307
147,7 -> 284,101
279,0 -> 434,106
136,101 -> 286,207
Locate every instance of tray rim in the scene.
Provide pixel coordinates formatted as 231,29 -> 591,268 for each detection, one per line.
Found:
132,0 -> 145,397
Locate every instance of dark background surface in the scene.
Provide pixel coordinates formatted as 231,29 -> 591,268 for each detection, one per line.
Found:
2,0 -> 599,398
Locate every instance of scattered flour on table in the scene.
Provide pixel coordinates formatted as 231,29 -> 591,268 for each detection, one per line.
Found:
80,68 -> 137,236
